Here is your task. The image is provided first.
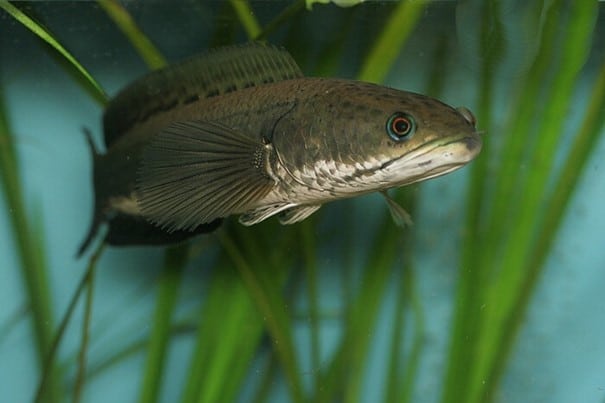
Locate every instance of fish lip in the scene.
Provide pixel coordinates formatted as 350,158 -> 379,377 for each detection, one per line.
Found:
381,132 -> 482,171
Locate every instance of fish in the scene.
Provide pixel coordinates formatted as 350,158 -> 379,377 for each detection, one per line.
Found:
78,42 -> 482,256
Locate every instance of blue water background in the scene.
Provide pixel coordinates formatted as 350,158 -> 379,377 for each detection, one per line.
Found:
1,2 -> 604,402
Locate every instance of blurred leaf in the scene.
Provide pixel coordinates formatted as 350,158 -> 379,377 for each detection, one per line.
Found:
443,1 -> 600,402
98,0 -> 167,70
73,256 -> 97,403
228,0 -> 261,39
180,249 -> 265,403
357,0 -> 427,83
314,214 -> 401,401
475,2 -> 597,400
0,303 -> 30,345
220,228 -> 304,403
442,0 -> 505,400
0,80 -> 59,403
137,246 -> 188,403
255,0 -> 306,41
0,0 -> 107,103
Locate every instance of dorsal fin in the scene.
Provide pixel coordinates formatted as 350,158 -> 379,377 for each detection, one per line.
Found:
102,42 -> 304,148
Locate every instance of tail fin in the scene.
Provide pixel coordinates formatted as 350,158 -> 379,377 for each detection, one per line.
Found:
77,128 -> 103,258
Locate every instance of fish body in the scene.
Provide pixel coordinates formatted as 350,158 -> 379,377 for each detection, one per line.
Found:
78,43 -> 481,255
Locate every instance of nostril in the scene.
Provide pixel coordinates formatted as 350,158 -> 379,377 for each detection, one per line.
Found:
456,106 -> 477,128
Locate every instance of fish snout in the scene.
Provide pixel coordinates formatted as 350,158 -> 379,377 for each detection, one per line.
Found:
462,134 -> 482,154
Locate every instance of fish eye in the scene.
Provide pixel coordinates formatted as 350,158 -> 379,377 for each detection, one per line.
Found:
386,112 -> 416,141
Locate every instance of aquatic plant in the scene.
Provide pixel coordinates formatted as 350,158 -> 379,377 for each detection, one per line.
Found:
1,1 -> 603,402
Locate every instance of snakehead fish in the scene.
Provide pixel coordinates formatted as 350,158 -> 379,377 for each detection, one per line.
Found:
78,42 -> 482,255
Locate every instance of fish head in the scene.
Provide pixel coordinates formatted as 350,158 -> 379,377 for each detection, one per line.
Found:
273,80 -> 483,195
360,91 -> 483,188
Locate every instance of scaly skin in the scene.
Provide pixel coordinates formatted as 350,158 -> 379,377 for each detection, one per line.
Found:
79,43 -> 482,255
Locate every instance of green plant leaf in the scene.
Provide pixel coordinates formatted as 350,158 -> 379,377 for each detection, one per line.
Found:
0,81 -> 59,403
137,246 -> 188,403
357,0 -> 427,83
97,0 -> 167,70
0,0 -> 107,103
228,0 -> 262,39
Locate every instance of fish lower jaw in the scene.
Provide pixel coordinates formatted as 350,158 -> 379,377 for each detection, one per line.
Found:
380,160 -> 469,188
380,137 -> 481,185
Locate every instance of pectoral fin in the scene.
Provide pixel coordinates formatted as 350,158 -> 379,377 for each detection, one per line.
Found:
136,121 -> 275,232
239,203 -> 321,226
381,191 -> 413,227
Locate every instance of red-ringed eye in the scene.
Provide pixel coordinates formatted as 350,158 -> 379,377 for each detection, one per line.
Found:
386,112 -> 416,141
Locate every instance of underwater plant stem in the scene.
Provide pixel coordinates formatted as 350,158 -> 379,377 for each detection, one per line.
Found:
357,0 -> 427,83
84,320 -> 195,384
311,6 -> 427,399
442,2 -> 559,402
482,42 -> 605,402
534,56 -> 605,275
254,0 -> 305,41
97,0 -> 167,70
0,303 -> 30,346
488,0 -> 594,312
95,6 -> 174,401
73,258 -> 97,403
477,0 -> 561,269
315,215 -> 399,402
228,0 -> 262,39
385,269 -> 407,403
441,1 -> 502,401
343,239 -> 397,403
182,225 -> 298,403
399,262 -> 425,403
473,2 -> 597,401
385,190 -> 422,403
180,257 -> 261,403
0,90 -> 60,402
32,242 -> 105,403
218,232 -> 305,403
0,1 -> 107,104
137,245 -> 188,403
252,354 -> 280,403
301,221 -> 322,390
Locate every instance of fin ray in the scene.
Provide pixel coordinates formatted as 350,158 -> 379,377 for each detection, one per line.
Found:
239,203 -> 294,226
137,121 -> 275,231
380,191 -> 413,227
279,204 -> 322,224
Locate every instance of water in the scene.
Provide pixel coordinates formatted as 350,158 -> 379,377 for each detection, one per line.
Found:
1,2 -> 604,402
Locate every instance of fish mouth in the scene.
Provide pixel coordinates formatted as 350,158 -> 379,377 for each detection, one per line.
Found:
381,132 -> 482,185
